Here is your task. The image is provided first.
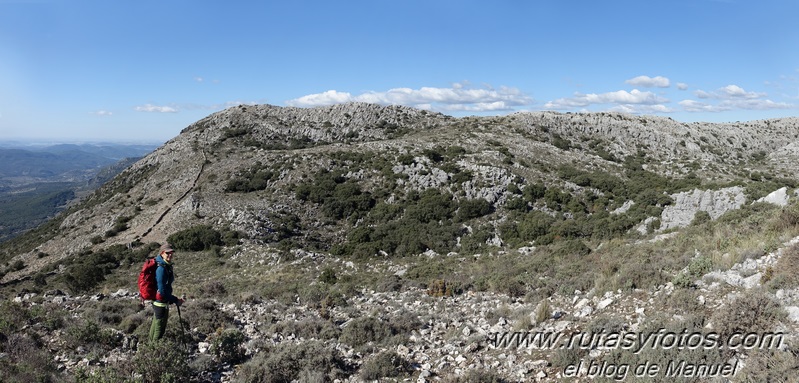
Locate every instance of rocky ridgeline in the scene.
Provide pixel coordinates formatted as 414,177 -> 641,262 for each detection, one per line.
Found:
11,231 -> 799,382
182,102 -> 448,144
512,112 -> 799,165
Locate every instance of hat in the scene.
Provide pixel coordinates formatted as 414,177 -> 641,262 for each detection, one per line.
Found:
159,242 -> 174,253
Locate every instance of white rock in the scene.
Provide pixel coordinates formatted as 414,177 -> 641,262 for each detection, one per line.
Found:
784,306 -> 799,323
576,305 -> 594,318
742,273 -> 762,289
757,187 -> 790,206
597,298 -> 614,310
198,341 -> 211,353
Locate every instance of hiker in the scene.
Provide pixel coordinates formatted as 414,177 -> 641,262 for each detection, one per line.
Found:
149,242 -> 185,342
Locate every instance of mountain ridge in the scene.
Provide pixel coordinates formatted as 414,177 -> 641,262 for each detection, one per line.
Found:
2,103 -> 798,281
3,103 -> 799,382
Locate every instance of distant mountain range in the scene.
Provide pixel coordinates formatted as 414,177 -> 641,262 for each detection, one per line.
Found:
0,142 -> 158,241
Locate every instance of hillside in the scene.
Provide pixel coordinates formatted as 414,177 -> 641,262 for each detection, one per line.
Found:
1,103 -> 799,382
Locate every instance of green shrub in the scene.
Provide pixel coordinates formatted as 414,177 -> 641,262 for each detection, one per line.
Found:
459,226 -> 494,254
765,243 -> 799,290
59,250 -> 121,293
74,366 -> 132,383
441,369 -> 509,383
10,259 -> 24,271
233,341 -> 348,383
256,210 -> 300,243
691,210 -> 712,226
504,196 -> 528,212
340,317 -> 392,347
499,210 -> 555,247
211,328 -> 247,365
64,320 -> 121,351
397,153 -> 415,165
0,302 -> 30,334
1,333 -> 61,383
319,267 -> 337,284
168,225 -> 223,251
359,351 -> 411,380
687,255 -> 712,276
671,272 -> 693,289
225,164 -> 277,192
422,147 -> 444,162
456,198 -> 492,222
711,289 -> 785,340
269,318 -> 340,341
198,280 -> 227,297
295,170 -> 375,221
133,339 -> 192,383
736,348 -> 799,383
182,299 -> 236,334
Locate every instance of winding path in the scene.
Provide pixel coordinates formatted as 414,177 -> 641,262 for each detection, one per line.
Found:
139,150 -> 207,240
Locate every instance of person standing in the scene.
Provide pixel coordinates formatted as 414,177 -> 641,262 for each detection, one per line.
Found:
149,242 -> 185,342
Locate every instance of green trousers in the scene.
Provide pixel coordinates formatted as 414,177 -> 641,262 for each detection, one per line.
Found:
149,303 -> 169,343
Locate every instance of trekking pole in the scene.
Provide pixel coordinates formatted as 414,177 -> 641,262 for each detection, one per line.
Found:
176,300 -> 189,355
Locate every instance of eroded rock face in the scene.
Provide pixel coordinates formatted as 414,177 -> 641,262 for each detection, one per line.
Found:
658,187 -> 746,232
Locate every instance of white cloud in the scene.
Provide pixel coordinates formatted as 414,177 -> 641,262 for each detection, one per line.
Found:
677,83 -> 688,90
544,89 -> 668,109
608,104 -> 675,114
693,84 -> 765,100
719,85 -> 764,99
288,90 -> 354,106
679,98 -> 792,112
134,104 -> 178,113
91,110 -> 113,116
678,100 -> 730,112
625,75 -> 670,88
285,84 -> 534,113
723,98 -> 793,110
695,90 -> 712,99
679,83 -> 794,113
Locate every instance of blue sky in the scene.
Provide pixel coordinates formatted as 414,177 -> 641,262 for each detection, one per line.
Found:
1,0 -> 797,142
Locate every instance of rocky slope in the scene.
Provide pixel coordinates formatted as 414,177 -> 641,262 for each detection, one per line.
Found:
10,232 -> 799,382
1,103 -> 799,382
3,103 -> 798,276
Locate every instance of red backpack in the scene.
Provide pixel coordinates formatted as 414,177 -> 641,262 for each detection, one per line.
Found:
138,258 -> 158,303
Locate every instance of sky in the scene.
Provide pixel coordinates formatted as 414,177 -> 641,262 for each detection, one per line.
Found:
1,0 -> 797,143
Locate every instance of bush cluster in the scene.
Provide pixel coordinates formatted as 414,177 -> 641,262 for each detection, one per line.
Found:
234,341 -> 349,383
57,247 -> 132,293
225,163 -> 279,193
295,170 -> 376,221
334,188 -> 493,258
359,350 -> 412,380
211,328 -> 247,365
168,225 -> 241,251
133,339 -> 193,383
